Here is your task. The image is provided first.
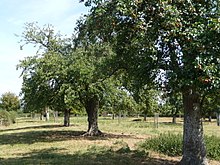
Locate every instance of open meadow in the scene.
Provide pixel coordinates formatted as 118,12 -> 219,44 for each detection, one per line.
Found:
0,116 -> 219,165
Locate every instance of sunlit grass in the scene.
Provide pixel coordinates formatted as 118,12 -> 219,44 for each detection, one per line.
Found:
0,116 -> 219,165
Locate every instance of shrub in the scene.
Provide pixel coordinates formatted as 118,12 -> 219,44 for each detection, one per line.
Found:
206,135 -> 220,160
138,133 -> 220,160
0,110 -> 12,126
139,133 -> 182,156
9,111 -> 18,123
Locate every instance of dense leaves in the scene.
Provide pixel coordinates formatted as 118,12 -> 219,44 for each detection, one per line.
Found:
0,92 -> 20,112
78,0 -> 220,163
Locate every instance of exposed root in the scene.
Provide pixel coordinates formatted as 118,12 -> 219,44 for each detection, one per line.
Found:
82,130 -> 103,137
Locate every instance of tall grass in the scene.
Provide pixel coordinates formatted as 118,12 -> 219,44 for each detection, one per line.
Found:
138,133 -> 220,160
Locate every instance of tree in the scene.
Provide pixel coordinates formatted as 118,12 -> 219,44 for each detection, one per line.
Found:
134,88 -> 159,121
0,92 -> 20,112
18,23 -> 119,135
78,0 -> 220,164
165,92 -> 183,123
202,92 -> 220,125
18,24 -> 73,125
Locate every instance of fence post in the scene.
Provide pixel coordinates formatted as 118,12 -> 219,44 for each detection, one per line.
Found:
154,113 -> 159,128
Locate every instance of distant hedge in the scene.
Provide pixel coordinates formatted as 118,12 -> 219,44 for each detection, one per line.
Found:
0,110 -> 17,126
139,133 -> 220,161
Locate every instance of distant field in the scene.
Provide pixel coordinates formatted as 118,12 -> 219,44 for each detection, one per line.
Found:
0,116 -> 219,165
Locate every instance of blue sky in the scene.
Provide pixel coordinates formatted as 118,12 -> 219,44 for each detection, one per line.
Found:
0,0 -> 88,96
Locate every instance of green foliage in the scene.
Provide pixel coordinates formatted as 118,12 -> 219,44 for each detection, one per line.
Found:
79,0 -> 220,94
0,92 -> 20,112
139,133 -> 182,157
79,1 -> 220,160
0,110 -> 18,126
139,133 -> 220,160
9,111 -> 18,124
205,135 -> 220,160
134,89 -> 160,116
159,92 -> 183,117
0,110 -> 12,126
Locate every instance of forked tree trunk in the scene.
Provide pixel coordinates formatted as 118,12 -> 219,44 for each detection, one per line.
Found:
85,97 -> 101,136
180,89 -> 208,165
64,109 -> 70,127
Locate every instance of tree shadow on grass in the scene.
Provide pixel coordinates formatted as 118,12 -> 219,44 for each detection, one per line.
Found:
160,122 -> 183,126
0,128 -> 137,145
0,124 -> 73,133
0,147 -> 179,165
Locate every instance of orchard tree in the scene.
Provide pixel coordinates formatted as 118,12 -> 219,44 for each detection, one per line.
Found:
18,23 -> 119,135
18,23 -> 74,126
202,92 -> 220,124
79,0 -> 220,164
165,92 -> 183,123
0,92 -> 20,112
134,88 -> 159,121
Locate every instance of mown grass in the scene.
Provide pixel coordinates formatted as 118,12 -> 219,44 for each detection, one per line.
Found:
0,116 -> 219,165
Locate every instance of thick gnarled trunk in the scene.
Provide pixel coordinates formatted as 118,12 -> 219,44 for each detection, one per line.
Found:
180,89 -> 208,165
64,109 -> 70,127
85,97 -> 101,136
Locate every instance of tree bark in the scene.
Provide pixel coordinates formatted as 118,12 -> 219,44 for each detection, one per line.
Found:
208,116 -> 212,122
53,111 -> 58,123
143,114 -> 147,121
64,109 -> 70,127
180,89 -> 208,165
172,107 -> 177,124
45,108 -> 50,121
216,113 -> 220,126
172,115 -> 177,124
112,113 -> 115,120
85,96 -> 101,136
40,112 -> 44,120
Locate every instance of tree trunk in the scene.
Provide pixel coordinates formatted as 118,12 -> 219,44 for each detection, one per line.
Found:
143,114 -> 147,121
112,113 -> 115,120
53,111 -> 58,123
172,115 -> 177,124
64,109 -> 70,127
172,107 -> 177,124
40,112 -> 44,120
45,108 -> 50,121
85,96 -> 101,136
180,89 -> 208,165
208,116 -> 212,122
216,113 -> 220,126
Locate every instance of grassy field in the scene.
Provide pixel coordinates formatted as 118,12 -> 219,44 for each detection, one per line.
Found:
0,116 -> 219,165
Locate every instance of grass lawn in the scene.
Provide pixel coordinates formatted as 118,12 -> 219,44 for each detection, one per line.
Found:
0,116 -> 219,165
